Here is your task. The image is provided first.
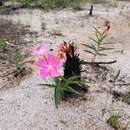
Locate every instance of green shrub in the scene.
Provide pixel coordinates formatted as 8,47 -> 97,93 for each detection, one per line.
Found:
10,0 -> 86,9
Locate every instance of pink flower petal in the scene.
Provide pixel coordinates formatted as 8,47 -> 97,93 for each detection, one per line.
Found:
35,59 -> 47,68
40,69 -> 49,79
49,70 -> 62,78
32,44 -> 49,56
47,53 -> 63,69
34,52 -> 63,79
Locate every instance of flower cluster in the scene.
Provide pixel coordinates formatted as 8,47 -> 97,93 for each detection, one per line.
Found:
32,41 -> 85,108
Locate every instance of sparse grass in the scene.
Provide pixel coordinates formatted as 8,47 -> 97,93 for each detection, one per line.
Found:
107,113 -> 121,130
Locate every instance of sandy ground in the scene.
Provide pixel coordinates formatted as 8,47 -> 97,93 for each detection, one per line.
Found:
0,1 -> 130,130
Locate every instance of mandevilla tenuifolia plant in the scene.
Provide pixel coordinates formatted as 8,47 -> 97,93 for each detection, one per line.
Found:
83,24 -> 113,61
32,42 -> 84,108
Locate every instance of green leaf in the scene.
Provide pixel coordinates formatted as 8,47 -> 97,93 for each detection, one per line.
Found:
61,75 -> 78,84
64,86 -> 81,95
95,31 -> 101,42
99,47 -> 114,51
89,37 -> 98,44
83,44 -> 97,52
47,76 -> 87,108
68,79 -> 84,86
83,50 -> 96,55
98,34 -> 107,44
54,86 -> 63,109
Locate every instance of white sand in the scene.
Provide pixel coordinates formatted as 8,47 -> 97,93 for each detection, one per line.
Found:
0,1 -> 130,130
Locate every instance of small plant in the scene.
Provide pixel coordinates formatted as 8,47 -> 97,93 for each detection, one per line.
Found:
33,42 -> 86,108
83,25 -> 113,61
49,76 -> 84,108
0,38 -> 6,51
107,113 -> 130,130
107,113 -> 121,130
10,50 -> 23,75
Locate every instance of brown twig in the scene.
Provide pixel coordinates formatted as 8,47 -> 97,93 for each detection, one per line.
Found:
82,60 -> 117,65
89,5 -> 93,16
115,83 -> 130,86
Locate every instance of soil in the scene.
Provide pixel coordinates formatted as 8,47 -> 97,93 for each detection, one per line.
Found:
0,19 -> 34,89
0,1 -> 130,130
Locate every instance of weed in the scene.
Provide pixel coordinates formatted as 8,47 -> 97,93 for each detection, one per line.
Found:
10,50 -> 23,75
35,42 -> 88,108
83,27 -> 113,61
107,113 -> 121,130
51,76 -> 84,108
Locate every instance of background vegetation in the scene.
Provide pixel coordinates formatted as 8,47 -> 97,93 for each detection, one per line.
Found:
9,0 -> 114,9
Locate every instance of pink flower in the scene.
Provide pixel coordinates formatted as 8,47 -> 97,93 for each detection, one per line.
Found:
35,53 -> 63,79
32,44 -> 49,56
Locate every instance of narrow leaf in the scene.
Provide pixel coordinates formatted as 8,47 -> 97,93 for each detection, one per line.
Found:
83,44 -> 97,52
64,86 -> 81,95
83,50 -> 96,55
54,86 -> 62,109
89,37 -> 98,44
99,47 -> 114,51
